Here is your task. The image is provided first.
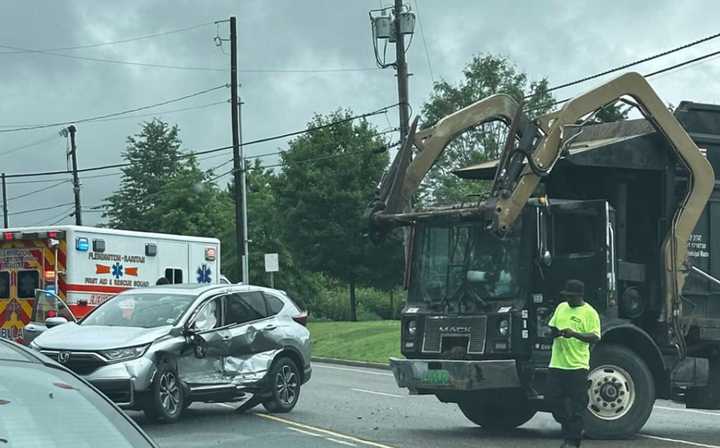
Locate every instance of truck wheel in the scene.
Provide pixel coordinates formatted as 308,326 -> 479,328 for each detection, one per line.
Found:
458,391 -> 536,430
262,357 -> 301,413
585,345 -> 655,439
144,361 -> 184,423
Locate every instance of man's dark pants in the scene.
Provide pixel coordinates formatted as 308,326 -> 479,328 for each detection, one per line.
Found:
546,368 -> 589,447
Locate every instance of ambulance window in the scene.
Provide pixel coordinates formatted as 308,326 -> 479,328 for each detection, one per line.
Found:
93,239 -> 106,252
18,270 -> 39,298
164,268 -> 183,284
0,272 -> 9,298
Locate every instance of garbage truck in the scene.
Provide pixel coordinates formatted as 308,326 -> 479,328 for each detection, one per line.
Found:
367,72 -> 720,438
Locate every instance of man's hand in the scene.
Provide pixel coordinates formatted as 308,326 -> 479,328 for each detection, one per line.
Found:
560,328 -> 600,343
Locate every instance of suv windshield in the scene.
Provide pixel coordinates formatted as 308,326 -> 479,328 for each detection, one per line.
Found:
82,293 -> 196,328
410,221 -> 524,304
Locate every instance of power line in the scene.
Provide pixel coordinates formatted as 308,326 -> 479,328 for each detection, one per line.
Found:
537,30 -> 720,96
528,47 -> 720,113
0,134 -> 59,158
2,104 -> 398,179
7,179 -> 69,202
261,141 -> 401,170
85,100 -> 228,124
0,84 -> 228,133
0,22 -> 215,54
0,41 -> 381,74
644,48 -> 720,78
30,207 -> 75,226
413,0 -> 435,83
50,213 -> 74,226
9,202 -> 74,217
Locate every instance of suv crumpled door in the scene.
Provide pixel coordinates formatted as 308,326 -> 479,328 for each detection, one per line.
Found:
179,296 -> 232,385
222,291 -> 283,380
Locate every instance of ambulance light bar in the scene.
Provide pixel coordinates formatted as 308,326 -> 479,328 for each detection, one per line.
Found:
2,231 -> 65,241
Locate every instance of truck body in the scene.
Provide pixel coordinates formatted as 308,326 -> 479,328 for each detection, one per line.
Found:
0,225 -> 221,343
369,73 -> 720,438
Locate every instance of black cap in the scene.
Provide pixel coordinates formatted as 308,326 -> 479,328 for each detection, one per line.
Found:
560,279 -> 585,298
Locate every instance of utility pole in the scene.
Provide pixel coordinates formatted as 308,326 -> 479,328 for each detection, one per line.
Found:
394,0 -> 410,146
229,16 -> 247,283
62,124 -> 82,226
238,98 -> 250,283
1,173 -> 8,228
69,125 -> 82,225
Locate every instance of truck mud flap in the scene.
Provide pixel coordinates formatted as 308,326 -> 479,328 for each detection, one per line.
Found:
389,358 -> 521,392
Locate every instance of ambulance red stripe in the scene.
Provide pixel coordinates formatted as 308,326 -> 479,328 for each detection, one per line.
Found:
62,283 -> 129,294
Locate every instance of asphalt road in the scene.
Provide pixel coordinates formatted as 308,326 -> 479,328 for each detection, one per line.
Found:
139,362 -> 720,448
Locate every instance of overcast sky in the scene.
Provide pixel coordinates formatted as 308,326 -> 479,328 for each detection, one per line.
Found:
1,0 -> 719,227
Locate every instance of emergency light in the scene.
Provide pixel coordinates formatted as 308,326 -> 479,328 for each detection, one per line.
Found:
76,237 -> 89,252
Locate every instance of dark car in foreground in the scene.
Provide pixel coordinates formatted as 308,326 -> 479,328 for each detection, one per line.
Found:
31,283 -> 311,423
0,338 -> 157,447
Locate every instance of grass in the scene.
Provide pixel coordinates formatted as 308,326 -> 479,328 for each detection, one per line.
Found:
308,320 -> 401,364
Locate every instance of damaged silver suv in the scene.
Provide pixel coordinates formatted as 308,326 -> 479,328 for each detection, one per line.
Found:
30,284 -> 311,423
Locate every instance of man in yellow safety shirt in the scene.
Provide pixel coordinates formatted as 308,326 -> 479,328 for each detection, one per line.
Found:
546,279 -> 601,448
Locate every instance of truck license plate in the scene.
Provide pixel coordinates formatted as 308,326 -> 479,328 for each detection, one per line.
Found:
423,369 -> 450,385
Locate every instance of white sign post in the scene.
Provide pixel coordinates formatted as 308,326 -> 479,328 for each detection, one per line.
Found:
264,253 -> 279,288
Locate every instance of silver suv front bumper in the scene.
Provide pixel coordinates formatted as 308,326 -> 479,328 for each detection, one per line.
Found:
389,358 -> 521,393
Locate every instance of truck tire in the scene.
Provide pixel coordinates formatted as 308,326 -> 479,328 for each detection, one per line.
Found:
585,344 -> 655,439
144,361 -> 185,423
262,357 -> 301,413
458,391 -> 536,430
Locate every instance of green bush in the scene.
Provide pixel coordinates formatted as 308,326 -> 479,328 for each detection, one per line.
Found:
307,283 -> 405,321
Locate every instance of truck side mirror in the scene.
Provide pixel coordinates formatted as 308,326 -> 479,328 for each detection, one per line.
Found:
467,271 -> 488,283
46,316 -> 68,328
542,250 -> 552,266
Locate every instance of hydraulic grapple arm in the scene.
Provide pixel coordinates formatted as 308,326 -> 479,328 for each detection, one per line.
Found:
495,72 -> 714,324
368,72 -> 713,330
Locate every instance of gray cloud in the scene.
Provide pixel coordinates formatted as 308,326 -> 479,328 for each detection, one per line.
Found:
1,0 -> 719,226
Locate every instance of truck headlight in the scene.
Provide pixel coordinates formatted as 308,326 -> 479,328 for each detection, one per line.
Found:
101,345 -> 149,363
407,320 -> 417,337
498,319 -> 510,337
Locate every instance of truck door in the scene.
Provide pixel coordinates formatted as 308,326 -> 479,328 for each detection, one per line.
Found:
534,201 -> 614,350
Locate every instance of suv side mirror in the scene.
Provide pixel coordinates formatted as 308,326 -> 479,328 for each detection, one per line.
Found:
46,316 -> 69,328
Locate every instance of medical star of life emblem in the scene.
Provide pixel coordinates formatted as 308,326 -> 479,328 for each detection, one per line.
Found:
112,262 -> 124,279
197,264 -> 212,283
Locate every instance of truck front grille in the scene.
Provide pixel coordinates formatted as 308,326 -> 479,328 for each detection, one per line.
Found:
422,316 -> 487,355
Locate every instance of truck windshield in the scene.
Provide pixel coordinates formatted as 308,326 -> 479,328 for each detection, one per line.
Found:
82,293 -> 196,328
410,222 -> 523,304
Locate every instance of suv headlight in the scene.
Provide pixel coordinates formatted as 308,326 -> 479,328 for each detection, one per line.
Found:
498,319 -> 510,337
101,345 -> 149,363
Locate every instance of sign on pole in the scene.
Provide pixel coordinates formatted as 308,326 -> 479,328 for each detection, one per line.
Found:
264,253 -> 279,272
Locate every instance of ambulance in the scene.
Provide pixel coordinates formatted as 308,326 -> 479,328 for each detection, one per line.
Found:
0,225 -> 221,342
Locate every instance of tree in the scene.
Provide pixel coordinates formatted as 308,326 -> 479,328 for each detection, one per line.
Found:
419,55 -> 555,206
275,111 -> 403,321
104,119 -> 231,241
105,119 -> 184,231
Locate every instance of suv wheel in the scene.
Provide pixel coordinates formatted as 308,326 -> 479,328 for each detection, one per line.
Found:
263,357 -> 301,413
144,361 -> 184,423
